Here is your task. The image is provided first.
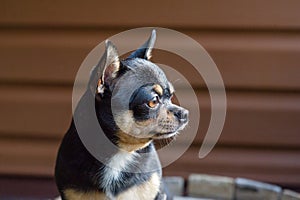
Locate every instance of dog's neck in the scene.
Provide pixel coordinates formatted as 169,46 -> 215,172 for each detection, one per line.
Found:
117,130 -> 152,152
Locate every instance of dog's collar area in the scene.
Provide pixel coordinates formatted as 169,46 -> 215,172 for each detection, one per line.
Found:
117,131 -> 152,152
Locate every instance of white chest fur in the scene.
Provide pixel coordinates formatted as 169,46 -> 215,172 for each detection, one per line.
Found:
100,150 -> 162,200
101,150 -> 137,193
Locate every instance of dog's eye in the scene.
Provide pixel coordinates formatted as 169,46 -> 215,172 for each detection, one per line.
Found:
147,96 -> 159,108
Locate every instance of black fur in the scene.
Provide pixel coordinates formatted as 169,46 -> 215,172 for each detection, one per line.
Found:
55,30 -> 188,200
55,89 -> 164,199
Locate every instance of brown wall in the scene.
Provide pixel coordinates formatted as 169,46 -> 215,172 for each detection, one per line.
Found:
1,0 -> 300,196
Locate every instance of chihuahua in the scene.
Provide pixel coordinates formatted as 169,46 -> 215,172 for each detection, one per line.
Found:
55,30 -> 189,200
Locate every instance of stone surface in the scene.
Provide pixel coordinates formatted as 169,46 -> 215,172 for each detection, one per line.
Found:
281,189 -> 300,200
235,178 -> 281,200
173,196 -> 213,200
187,174 -> 235,199
163,176 -> 185,197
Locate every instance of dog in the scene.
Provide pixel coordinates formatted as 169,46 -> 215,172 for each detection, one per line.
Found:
55,30 -> 189,200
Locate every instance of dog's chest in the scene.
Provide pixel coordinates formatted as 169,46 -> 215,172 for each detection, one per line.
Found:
101,150 -> 136,190
115,172 -> 161,200
100,150 -> 161,199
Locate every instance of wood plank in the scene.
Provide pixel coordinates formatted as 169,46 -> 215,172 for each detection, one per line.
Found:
1,0 -> 300,29
184,91 -> 300,148
0,176 -> 58,199
1,137 -> 299,187
0,138 -> 60,176
0,85 -> 72,138
0,85 -> 300,147
164,145 -> 300,186
1,29 -> 300,90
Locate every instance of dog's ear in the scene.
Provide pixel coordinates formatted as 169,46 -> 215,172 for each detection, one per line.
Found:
89,40 -> 120,94
127,29 -> 156,60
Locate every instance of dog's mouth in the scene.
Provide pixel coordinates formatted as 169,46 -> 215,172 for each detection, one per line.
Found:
152,120 -> 188,139
153,131 -> 178,139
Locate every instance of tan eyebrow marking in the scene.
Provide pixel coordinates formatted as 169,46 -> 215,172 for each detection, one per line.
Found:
153,84 -> 163,96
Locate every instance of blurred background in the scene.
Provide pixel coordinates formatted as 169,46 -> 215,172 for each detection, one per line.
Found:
0,0 -> 300,199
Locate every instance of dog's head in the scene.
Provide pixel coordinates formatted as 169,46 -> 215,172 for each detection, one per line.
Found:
89,30 -> 188,143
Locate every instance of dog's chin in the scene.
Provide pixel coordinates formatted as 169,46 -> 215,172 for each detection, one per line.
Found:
153,131 -> 178,139
153,121 -> 188,139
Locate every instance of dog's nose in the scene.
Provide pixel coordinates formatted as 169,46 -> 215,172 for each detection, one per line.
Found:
174,109 -> 189,123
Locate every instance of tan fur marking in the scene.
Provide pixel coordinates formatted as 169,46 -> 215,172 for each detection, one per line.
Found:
116,172 -> 161,200
153,84 -> 163,96
135,118 -> 153,126
98,79 -> 102,87
166,109 -> 175,120
117,131 -> 151,152
64,189 -> 107,200
97,78 -> 105,94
